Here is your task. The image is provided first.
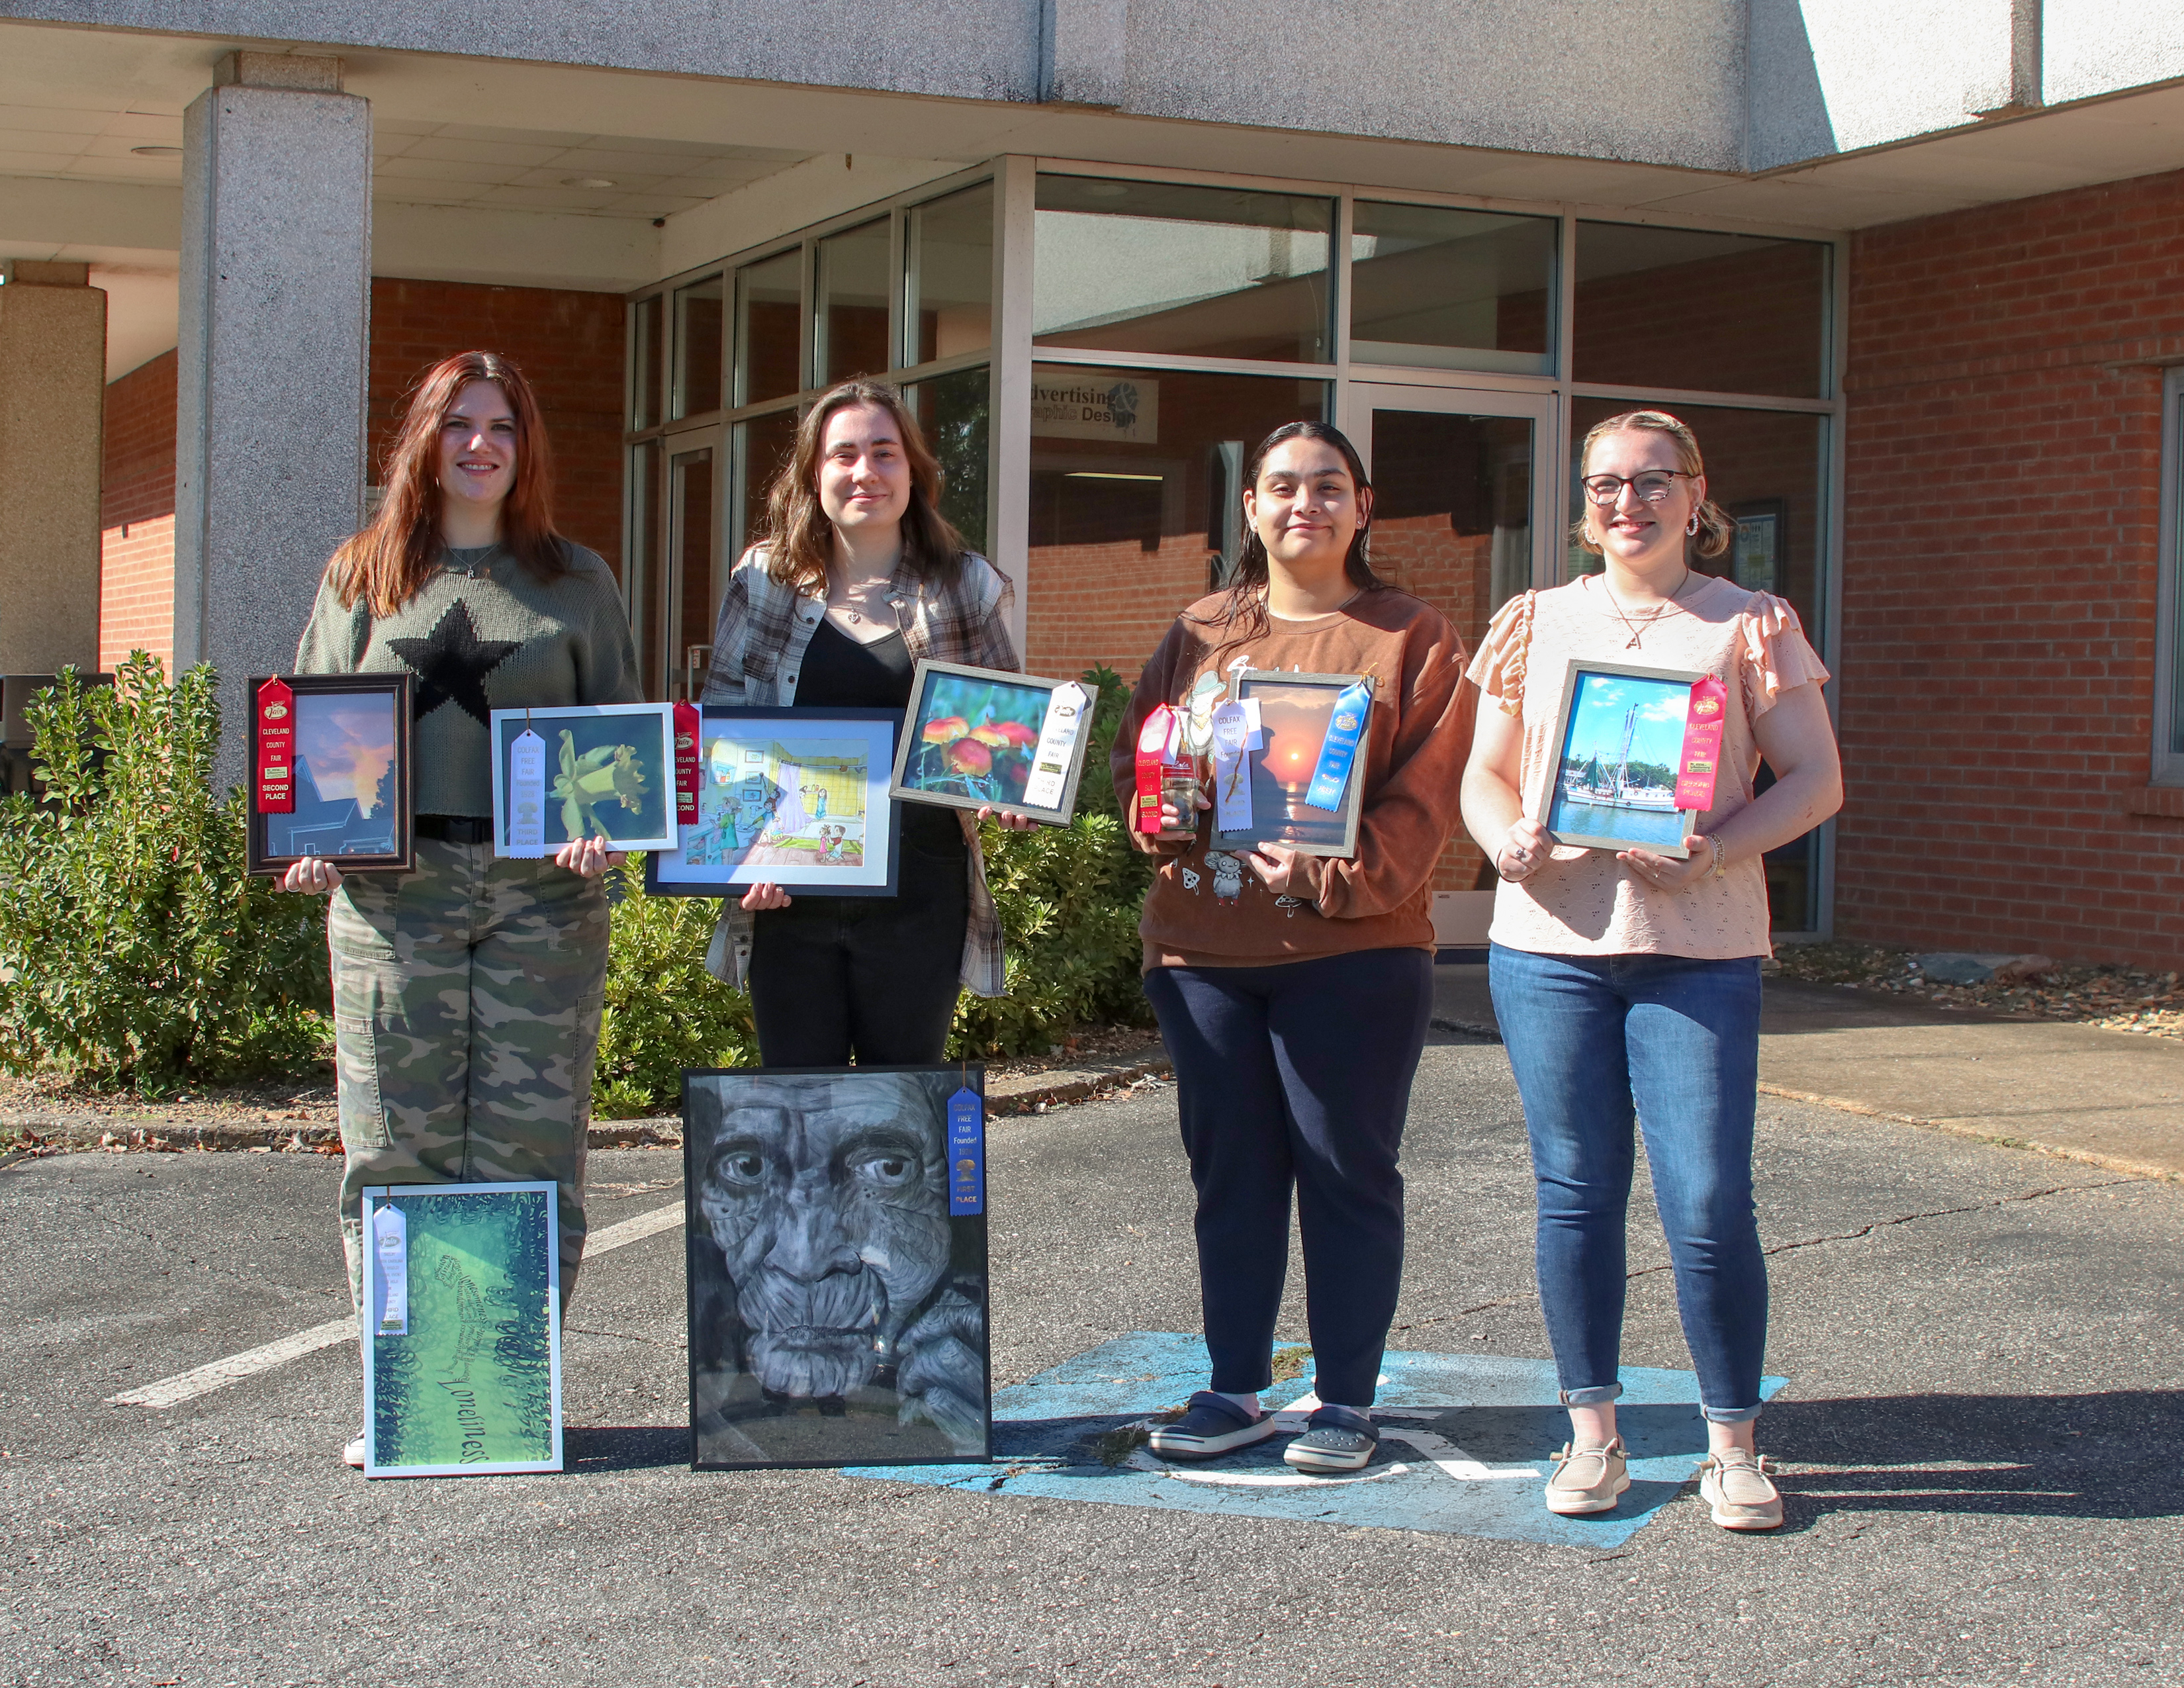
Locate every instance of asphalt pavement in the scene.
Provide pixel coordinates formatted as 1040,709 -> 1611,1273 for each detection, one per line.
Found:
3,1027 -> 2180,1687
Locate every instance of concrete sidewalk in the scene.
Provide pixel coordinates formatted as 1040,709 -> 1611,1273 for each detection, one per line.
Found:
1433,962 -> 2184,1183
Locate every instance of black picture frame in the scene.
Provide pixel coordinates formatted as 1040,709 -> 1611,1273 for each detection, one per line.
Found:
1206,669 -> 1371,859
246,673 -> 414,876
889,659 -> 1095,827
682,1064 -> 991,1471
645,706 -> 902,898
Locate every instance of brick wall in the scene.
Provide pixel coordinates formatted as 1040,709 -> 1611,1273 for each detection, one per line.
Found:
97,281 -> 629,675
1838,166 -> 2184,968
99,350 -> 177,673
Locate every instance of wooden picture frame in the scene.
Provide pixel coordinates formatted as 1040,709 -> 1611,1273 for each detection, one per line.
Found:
683,1064 -> 991,1471
487,702 -> 680,856
1207,669 -> 1370,860
1535,656 -> 1707,859
246,673 -> 415,876
889,660 -> 1095,827
647,706 -> 901,898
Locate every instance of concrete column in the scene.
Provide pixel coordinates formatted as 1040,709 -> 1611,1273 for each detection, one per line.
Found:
175,52 -> 369,784
0,260 -> 105,674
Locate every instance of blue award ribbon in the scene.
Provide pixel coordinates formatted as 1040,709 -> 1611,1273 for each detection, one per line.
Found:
1303,680 -> 1373,812
946,1087 -> 985,1217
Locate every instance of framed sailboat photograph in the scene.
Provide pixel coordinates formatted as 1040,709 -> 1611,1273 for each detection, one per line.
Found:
1537,658 -> 1707,859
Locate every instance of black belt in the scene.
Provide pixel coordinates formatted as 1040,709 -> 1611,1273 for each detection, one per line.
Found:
416,815 -> 494,845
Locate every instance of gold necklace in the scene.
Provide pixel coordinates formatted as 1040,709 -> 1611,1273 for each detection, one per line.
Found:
1596,570 -> 1694,649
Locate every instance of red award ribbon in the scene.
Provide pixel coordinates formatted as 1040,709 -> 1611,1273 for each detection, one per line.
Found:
1674,677 -> 1727,814
1134,705 -> 1181,834
255,678 -> 296,814
673,700 -> 702,825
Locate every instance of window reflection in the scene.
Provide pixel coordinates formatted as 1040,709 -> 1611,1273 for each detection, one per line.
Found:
1574,223 -> 1829,399
909,185 -> 993,365
1351,203 -> 1555,375
733,407 -> 801,560
1025,364 -> 1327,679
736,250 -> 802,406
817,218 -> 891,388
907,365 -> 990,558
1034,176 -> 1333,364
672,275 -> 723,420
629,295 -> 662,432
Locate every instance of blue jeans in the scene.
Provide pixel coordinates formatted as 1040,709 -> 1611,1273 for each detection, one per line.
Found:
1488,944 -> 1767,1424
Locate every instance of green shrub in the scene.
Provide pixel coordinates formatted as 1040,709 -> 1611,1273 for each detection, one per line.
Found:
0,655 -> 330,1087
592,859 -> 758,1117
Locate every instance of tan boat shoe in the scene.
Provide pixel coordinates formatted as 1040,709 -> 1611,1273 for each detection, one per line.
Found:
1544,1438 -> 1629,1515
1698,1448 -> 1784,1530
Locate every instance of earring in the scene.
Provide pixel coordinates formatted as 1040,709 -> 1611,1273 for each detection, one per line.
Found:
1686,510 -> 1700,537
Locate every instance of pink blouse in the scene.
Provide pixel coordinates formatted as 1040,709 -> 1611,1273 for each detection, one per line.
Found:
1465,573 -> 1830,960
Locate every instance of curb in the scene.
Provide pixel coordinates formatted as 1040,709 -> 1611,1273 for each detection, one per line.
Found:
1756,1081 -> 2179,1185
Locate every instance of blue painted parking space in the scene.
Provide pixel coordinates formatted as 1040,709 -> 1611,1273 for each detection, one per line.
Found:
849,1331 -> 1786,1545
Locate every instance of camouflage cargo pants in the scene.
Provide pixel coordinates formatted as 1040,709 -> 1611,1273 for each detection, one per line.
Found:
329,837 -> 610,1311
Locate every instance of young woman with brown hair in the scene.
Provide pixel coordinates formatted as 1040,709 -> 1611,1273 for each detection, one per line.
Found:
700,379 -> 1032,1066
287,351 -> 640,1465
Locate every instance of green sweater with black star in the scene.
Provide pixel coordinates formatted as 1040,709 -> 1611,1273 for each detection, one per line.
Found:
295,541 -> 642,818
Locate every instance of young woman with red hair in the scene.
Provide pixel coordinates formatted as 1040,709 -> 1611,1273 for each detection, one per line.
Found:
286,351 -> 640,1466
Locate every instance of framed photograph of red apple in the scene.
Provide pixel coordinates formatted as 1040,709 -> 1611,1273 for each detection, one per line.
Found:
1206,669 -> 1371,861
889,661 -> 1095,826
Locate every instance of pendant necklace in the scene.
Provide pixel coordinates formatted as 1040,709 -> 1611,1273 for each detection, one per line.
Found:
1598,569 -> 1694,649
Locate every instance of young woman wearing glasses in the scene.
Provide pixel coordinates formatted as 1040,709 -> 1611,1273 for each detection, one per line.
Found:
1459,409 -> 1841,1530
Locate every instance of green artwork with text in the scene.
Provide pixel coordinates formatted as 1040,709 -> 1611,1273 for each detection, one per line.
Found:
367,1186 -> 559,1475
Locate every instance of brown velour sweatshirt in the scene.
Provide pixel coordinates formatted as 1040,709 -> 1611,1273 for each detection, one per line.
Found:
1109,587 -> 1475,971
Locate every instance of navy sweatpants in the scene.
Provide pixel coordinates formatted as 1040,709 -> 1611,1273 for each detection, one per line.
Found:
1142,947 -> 1435,1408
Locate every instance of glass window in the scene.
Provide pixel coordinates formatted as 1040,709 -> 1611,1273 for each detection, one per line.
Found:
908,183 -> 993,366
670,445 -> 716,702
2163,371 -> 2184,779
1024,364 -> 1328,679
629,295 -> 662,431
1574,223 -> 1829,399
907,365 -> 990,557
1351,203 -> 1555,375
625,439 -> 661,684
671,275 -> 723,420
733,406 -> 802,560
816,218 -> 891,389
1569,397 -> 1830,929
1034,175 -> 1334,364
736,250 -> 803,407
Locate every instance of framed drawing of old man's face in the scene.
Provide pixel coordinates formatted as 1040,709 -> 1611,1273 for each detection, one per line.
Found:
682,1066 -> 991,1470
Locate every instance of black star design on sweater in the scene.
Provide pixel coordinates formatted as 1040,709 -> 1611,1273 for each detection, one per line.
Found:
386,601 -> 524,726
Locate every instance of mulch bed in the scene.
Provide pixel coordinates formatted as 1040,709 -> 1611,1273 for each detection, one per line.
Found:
1771,940 -> 2183,1041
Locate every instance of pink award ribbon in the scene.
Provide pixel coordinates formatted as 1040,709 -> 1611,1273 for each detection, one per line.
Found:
255,678 -> 296,814
1674,677 -> 1727,814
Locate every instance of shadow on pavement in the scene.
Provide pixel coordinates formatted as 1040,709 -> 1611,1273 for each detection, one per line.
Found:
567,1425 -> 690,1472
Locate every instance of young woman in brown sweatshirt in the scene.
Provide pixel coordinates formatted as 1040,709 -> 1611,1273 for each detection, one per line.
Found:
1109,421 -> 1473,1474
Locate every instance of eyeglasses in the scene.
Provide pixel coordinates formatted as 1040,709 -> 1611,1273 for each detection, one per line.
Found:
1580,469 -> 1696,505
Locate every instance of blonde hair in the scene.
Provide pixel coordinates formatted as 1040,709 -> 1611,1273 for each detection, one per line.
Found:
1572,410 -> 1735,562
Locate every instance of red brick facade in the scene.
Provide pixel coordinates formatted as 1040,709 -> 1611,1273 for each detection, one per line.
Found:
97,279 -> 628,677
1837,166 -> 2184,968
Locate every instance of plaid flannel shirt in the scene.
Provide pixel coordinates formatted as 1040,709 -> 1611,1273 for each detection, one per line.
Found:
699,546 -> 1021,998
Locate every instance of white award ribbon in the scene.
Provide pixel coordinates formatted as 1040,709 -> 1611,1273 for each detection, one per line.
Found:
506,727 -> 548,858
1021,682 -> 1089,810
1210,700 -> 1254,833
1242,697 -> 1263,749
373,1204 -> 408,1336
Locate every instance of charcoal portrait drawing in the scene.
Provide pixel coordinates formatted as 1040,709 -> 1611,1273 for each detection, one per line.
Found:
683,1069 -> 991,1469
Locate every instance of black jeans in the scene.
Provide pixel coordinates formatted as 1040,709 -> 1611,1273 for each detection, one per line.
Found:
1142,947 -> 1434,1409
749,840 -> 970,1066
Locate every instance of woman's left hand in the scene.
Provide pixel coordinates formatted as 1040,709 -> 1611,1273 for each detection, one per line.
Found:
555,837 -> 629,877
977,805 -> 1041,833
1618,837 -> 1712,893
1244,844 -> 1308,896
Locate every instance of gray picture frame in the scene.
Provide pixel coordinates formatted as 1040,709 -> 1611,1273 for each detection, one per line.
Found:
1536,655 -> 1707,859
889,659 -> 1094,827
1207,669 -> 1370,860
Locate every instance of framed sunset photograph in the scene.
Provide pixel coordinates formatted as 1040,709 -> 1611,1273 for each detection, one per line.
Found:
1537,657 -> 1707,858
246,673 -> 414,876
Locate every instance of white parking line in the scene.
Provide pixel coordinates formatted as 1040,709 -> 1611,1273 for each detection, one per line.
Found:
107,1198 -> 686,1410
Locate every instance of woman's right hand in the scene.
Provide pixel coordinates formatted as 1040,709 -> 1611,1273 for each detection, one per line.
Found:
1494,818 -> 1550,882
739,882 -> 792,912
281,857 -> 344,896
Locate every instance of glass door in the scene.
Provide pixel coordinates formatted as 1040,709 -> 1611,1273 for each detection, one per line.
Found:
663,437 -> 721,702
1352,385 -> 1557,944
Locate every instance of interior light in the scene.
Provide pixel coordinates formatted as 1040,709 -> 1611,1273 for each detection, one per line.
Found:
563,176 -> 618,189
130,146 -> 183,157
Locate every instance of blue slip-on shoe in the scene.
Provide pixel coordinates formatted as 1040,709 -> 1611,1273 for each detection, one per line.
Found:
1283,1404 -> 1379,1474
1146,1391 -> 1281,1461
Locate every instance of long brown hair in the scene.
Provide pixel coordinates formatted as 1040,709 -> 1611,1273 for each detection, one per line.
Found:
756,380 -> 967,595
1572,409 -> 1736,561
328,350 -> 568,616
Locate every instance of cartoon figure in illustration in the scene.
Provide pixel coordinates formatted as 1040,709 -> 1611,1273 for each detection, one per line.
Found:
817,824 -> 850,864
1208,851 -> 1245,904
1179,672 -> 1225,757
1180,865 -> 1201,893
1275,894 -> 1304,917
